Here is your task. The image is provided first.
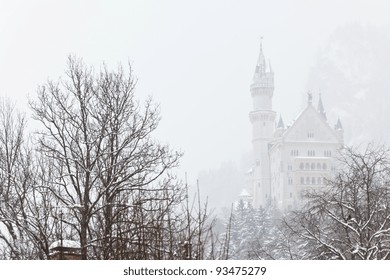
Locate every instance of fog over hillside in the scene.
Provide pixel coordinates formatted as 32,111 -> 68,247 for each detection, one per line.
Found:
307,24 -> 390,146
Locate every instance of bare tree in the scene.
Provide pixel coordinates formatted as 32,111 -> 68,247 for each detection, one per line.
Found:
0,56 -> 217,260
0,99 -> 28,258
284,144 -> 390,259
29,56 -> 182,259
0,99 -> 65,259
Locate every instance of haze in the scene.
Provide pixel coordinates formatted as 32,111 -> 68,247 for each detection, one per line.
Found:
1,0 -> 390,209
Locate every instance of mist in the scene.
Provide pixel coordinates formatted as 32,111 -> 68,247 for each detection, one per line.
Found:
1,0 -> 390,211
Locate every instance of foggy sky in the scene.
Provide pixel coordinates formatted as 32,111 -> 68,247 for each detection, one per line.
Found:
1,0 -> 389,186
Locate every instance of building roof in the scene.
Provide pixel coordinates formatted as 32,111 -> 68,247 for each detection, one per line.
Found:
49,240 -> 80,250
282,103 -> 342,144
239,188 -> 252,198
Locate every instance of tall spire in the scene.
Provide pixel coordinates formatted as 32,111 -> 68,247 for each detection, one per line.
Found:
317,92 -> 327,120
277,115 -> 285,129
335,117 -> 343,130
307,91 -> 313,105
253,37 -> 266,81
268,59 -> 273,73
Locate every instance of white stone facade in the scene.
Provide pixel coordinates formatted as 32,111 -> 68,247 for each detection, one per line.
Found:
248,42 -> 344,210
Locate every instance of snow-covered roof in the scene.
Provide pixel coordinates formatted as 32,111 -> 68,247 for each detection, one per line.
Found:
49,240 -> 80,250
239,188 -> 252,197
246,167 -> 254,174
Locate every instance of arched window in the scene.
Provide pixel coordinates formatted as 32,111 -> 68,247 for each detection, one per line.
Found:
312,177 -> 316,184
301,177 -> 304,185
317,177 -> 322,185
300,163 -> 304,170
311,163 -> 315,170
317,163 -> 321,170
305,163 -> 310,170
306,177 -> 310,184
322,163 -> 327,170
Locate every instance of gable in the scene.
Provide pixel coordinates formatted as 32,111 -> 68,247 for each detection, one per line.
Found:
283,104 -> 340,143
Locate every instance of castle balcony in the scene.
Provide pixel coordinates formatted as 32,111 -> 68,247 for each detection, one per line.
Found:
251,75 -> 274,90
292,156 -> 332,172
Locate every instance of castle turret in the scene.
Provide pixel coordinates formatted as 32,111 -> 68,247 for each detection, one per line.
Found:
249,39 -> 276,208
275,115 -> 285,137
335,117 -> 344,143
317,93 -> 327,120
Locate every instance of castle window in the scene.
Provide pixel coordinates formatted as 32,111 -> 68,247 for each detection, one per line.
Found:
290,192 -> 293,198
300,177 -> 304,185
317,163 -> 321,170
306,177 -> 310,184
308,150 -> 315,157
291,150 -> 299,156
311,163 -> 315,170
299,163 -> 304,170
317,177 -> 322,185
257,183 -> 261,188
288,165 -> 292,171
322,163 -> 327,170
308,132 -> 314,138
288,177 -> 293,185
312,177 -> 316,184
305,163 -> 310,170
324,150 -> 332,157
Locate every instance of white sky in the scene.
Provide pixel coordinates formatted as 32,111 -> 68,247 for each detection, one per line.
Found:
1,0 -> 389,184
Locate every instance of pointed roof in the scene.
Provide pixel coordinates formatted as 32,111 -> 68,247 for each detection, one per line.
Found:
335,117 -> 343,130
307,91 -> 313,105
239,188 -> 252,198
317,93 -> 327,120
277,115 -> 285,129
282,103 -> 341,143
253,38 -> 267,81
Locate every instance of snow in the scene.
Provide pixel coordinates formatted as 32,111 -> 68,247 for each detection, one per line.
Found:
49,240 -> 80,250
239,189 -> 252,198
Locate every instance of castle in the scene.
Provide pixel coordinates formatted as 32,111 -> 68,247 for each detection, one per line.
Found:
245,41 -> 344,210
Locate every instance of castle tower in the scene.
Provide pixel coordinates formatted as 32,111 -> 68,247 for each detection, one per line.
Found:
317,93 -> 327,120
275,115 -> 285,138
249,40 -> 276,208
335,117 -> 344,144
